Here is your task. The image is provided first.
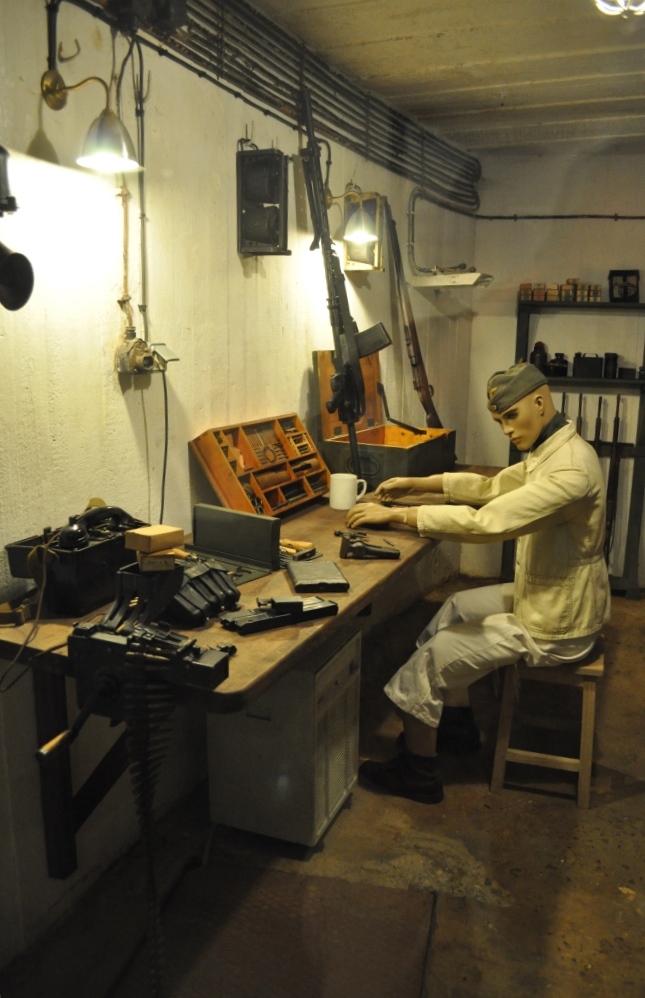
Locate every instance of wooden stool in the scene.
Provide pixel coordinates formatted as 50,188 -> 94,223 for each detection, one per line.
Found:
490,640 -> 605,808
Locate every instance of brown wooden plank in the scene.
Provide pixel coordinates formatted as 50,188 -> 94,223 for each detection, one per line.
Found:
505,748 -> 581,773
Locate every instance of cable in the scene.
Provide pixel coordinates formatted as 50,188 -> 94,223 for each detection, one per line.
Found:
0,531 -> 61,692
115,33 -> 168,526
159,371 -> 169,524
63,0 -> 481,215
475,212 -> 645,221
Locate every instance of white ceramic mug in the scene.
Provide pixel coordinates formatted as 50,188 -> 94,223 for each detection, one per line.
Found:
329,472 -> 368,510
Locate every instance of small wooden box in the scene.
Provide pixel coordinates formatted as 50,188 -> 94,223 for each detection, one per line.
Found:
190,413 -> 329,516
314,351 -> 456,492
125,524 -> 184,553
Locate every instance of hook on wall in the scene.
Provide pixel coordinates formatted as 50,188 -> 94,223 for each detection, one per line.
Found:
58,38 -> 81,63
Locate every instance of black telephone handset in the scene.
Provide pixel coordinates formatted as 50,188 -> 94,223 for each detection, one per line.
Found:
58,506 -> 140,550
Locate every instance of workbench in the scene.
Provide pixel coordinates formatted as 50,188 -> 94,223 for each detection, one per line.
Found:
0,499 -> 440,877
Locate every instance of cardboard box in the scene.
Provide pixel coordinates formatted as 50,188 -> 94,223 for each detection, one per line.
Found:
125,524 -> 184,553
136,551 -> 177,572
314,351 -> 456,492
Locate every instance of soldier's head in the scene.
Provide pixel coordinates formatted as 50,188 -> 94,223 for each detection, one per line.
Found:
487,362 -> 557,451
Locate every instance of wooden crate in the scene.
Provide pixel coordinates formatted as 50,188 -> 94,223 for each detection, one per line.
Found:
313,351 -> 456,491
190,413 -> 329,515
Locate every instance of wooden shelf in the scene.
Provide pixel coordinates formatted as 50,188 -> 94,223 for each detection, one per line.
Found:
518,300 -> 645,312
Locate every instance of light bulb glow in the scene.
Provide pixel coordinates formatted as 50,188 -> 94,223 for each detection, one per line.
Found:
594,0 -> 645,15
343,204 -> 378,244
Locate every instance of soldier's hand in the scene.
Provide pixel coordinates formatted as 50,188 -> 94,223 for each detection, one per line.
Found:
346,502 -> 397,529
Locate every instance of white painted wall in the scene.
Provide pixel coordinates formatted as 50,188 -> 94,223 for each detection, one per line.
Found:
0,0 -> 474,963
463,151 -> 645,582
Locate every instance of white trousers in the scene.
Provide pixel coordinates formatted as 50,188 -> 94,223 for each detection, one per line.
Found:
384,583 -> 597,728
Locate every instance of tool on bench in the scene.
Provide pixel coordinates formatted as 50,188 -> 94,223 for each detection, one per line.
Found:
334,530 -> 400,560
280,538 -> 317,560
279,538 -> 317,568
219,595 -> 338,634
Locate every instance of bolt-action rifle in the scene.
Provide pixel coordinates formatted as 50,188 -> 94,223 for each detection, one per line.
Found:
603,394 -> 621,561
383,198 -> 442,428
299,88 -> 390,478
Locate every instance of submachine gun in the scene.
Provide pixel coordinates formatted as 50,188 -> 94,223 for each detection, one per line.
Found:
299,88 -> 391,478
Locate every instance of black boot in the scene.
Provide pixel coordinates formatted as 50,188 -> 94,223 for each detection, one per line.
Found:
358,751 -> 444,804
396,707 -> 480,755
437,706 -> 481,754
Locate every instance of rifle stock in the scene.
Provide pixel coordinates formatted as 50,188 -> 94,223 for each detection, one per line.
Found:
383,198 -> 443,429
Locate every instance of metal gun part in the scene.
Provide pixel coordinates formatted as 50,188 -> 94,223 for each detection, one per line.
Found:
339,535 -> 400,560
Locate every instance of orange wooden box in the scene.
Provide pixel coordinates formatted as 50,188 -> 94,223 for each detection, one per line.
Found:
190,413 -> 329,516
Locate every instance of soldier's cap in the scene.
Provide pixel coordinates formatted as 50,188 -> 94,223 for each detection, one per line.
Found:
486,362 -> 548,413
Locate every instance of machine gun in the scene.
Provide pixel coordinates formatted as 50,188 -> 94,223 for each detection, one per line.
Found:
299,88 -> 390,478
35,564 -> 236,996
383,198 -> 442,428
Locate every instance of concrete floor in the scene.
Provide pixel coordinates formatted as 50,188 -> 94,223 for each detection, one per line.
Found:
1,578 -> 644,997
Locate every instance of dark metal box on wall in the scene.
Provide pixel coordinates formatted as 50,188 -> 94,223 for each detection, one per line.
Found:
313,351 -> 457,492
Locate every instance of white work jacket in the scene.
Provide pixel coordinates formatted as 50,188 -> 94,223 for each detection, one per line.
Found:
416,422 -> 611,641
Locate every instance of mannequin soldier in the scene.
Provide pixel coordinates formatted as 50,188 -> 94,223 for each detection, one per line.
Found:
346,362 -> 610,803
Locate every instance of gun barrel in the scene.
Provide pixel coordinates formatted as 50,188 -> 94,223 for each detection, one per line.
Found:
593,396 -> 603,453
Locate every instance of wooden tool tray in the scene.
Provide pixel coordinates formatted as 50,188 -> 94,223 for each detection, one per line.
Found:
190,413 -> 329,516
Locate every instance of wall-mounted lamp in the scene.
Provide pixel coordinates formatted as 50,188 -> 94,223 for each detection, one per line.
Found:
326,185 -> 383,271
40,0 -> 139,173
237,146 -> 290,255
41,70 -> 140,174
0,146 -> 34,312
343,200 -> 378,245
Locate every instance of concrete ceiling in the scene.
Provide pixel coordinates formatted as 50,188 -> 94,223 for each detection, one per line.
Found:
247,0 -> 645,156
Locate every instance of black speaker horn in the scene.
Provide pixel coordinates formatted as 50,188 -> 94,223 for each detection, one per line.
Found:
0,242 -> 34,311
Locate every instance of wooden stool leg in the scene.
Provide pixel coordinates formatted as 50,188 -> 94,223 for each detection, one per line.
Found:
577,678 -> 596,809
490,666 -> 517,794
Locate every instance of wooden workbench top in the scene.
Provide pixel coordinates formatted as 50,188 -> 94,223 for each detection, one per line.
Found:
0,500 -> 437,711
